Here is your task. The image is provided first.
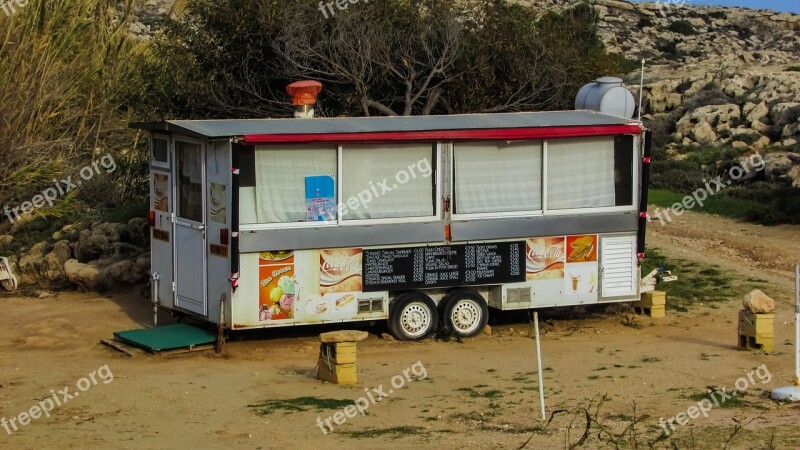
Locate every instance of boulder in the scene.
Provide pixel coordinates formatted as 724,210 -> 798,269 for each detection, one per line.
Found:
64,254 -> 150,292
64,259 -> 106,292
770,102 -> 800,126
745,102 -> 769,124
743,289 -> 775,314
319,330 -> 370,343
789,165 -> 800,188
763,153 -> 794,178
692,121 -> 717,145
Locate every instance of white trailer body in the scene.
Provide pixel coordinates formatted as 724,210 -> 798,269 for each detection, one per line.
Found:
134,111 -> 649,340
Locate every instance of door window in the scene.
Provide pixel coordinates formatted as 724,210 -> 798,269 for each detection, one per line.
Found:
176,141 -> 203,222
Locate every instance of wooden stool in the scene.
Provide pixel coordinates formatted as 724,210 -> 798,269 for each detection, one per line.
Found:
317,330 -> 368,385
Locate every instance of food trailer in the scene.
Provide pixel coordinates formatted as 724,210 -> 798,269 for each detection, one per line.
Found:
133,95 -> 651,341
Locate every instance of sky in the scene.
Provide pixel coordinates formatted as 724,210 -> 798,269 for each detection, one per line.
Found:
629,0 -> 800,14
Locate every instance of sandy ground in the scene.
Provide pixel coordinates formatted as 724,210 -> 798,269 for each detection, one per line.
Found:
1,208 -> 799,450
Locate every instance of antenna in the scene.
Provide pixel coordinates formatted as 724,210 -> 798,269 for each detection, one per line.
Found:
638,58 -> 646,122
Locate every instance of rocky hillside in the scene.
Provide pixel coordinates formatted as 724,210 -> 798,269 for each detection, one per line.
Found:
579,0 -> 800,186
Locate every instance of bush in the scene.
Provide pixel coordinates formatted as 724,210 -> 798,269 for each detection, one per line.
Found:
657,39 -> 683,59
744,191 -> 800,225
669,20 -> 696,36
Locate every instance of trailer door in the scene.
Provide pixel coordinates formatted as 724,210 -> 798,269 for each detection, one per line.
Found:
174,139 -> 208,316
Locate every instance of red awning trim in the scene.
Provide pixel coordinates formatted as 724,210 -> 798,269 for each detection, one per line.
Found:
241,124 -> 643,144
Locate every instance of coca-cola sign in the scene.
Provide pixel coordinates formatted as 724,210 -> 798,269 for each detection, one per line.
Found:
526,237 -> 566,281
320,248 -> 363,293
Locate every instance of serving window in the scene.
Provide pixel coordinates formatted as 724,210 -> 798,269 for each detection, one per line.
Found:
546,137 -> 616,210
453,141 -> 543,215
341,143 -> 435,221
240,143 -> 438,227
241,145 -> 338,225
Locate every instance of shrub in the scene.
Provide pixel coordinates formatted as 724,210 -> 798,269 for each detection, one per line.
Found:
669,20 -> 696,35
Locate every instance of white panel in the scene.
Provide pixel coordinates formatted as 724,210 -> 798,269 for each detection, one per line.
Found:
601,236 -> 637,298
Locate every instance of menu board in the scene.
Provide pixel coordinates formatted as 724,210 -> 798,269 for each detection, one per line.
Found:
362,242 -> 525,292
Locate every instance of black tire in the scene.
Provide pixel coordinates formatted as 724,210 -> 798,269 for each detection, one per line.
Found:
439,288 -> 488,338
388,292 -> 438,341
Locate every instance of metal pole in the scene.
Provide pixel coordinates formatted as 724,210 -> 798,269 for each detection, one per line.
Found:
638,59 -> 646,122
151,272 -> 160,327
795,263 -> 799,386
534,311 -> 546,420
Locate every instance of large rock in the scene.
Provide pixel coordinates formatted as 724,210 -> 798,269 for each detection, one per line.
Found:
770,103 -> 800,127
692,121 -> 717,145
763,153 -> 794,179
743,289 -> 775,314
789,165 -> 800,188
745,102 -> 769,124
64,254 -> 150,292
72,222 -> 146,263
319,330 -> 369,343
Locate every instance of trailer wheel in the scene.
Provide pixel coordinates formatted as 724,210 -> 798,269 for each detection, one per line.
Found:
439,289 -> 488,338
388,292 -> 438,341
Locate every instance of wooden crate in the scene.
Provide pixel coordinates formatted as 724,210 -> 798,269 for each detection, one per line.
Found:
319,342 -> 357,365
317,357 -> 357,385
738,310 -> 774,336
636,291 -> 666,307
634,304 -> 666,318
738,310 -> 774,352
633,291 -> 666,318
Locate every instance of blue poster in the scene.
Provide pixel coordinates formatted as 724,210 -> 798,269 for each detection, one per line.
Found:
305,175 -> 336,221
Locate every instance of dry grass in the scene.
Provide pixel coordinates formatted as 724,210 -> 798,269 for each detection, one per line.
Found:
0,0 -> 148,231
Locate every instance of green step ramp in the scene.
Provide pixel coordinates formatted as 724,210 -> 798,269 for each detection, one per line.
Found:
114,324 -> 216,352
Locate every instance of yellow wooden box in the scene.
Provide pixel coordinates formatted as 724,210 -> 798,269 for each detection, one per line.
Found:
317,358 -> 357,385
319,342 -> 357,365
636,291 -> 666,307
738,310 -> 774,337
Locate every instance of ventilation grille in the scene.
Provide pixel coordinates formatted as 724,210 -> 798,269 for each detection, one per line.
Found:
601,236 -> 637,298
358,298 -> 384,314
507,287 -> 531,305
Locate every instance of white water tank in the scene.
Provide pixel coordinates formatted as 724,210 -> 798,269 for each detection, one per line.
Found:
575,77 -> 636,119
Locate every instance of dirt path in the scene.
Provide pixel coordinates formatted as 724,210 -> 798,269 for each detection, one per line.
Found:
0,210 -> 799,449
646,205 -> 800,291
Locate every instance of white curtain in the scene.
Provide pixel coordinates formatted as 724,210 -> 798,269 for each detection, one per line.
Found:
254,145 -> 337,223
547,137 -> 615,210
454,141 -> 542,214
342,144 -> 434,220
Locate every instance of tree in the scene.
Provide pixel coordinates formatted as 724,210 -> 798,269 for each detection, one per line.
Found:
130,0 -> 622,119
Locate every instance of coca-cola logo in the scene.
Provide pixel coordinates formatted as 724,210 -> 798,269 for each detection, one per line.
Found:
527,244 -> 564,261
321,255 -> 361,273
